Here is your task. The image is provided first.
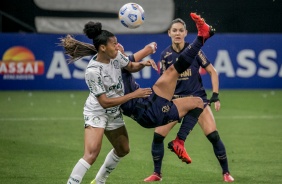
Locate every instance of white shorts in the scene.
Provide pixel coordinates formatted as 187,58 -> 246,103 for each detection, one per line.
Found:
84,113 -> 125,131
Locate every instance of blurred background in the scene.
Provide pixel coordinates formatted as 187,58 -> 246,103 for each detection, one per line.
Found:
0,0 -> 282,89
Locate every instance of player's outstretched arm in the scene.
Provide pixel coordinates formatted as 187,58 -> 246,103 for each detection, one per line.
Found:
206,64 -> 220,111
133,42 -> 157,61
97,88 -> 152,109
125,59 -> 157,73
119,42 -> 158,73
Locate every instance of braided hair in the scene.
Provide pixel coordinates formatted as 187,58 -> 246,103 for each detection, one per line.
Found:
59,21 -> 115,63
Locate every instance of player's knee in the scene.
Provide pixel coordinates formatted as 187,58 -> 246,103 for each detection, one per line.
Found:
195,97 -> 204,109
174,55 -> 192,73
116,146 -> 130,157
207,130 -> 220,144
153,132 -> 165,144
83,151 -> 99,165
119,149 -> 130,157
166,64 -> 177,74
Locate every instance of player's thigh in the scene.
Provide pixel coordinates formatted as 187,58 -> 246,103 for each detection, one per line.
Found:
105,125 -> 129,157
198,105 -> 217,136
83,114 -> 109,157
153,66 -> 179,100
155,121 -> 178,137
173,97 -> 203,118
84,126 -> 105,163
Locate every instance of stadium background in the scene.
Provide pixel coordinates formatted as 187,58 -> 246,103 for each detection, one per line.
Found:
1,0 -> 282,90
1,1 -> 282,184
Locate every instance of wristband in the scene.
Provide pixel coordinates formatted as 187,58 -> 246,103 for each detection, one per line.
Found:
209,92 -> 219,104
128,54 -> 136,62
212,92 -> 219,98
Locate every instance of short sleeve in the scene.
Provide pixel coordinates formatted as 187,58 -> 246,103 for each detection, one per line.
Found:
116,51 -> 130,68
85,66 -> 106,96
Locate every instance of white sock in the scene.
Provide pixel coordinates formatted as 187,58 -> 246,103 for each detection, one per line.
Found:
67,158 -> 91,184
95,149 -> 121,183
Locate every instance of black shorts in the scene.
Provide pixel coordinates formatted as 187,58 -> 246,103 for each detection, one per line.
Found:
133,92 -> 180,128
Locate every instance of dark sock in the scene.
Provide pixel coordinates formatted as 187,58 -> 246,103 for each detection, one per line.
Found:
174,37 -> 203,74
207,131 -> 229,174
183,37 -> 204,57
151,132 -> 165,174
177,107 -> 203,141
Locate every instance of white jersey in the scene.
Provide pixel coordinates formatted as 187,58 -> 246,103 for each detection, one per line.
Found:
83,51 -> 130,118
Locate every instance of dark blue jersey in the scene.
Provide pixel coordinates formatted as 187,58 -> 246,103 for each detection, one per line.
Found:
120,69 -> 140,118
160,42 -> 210,99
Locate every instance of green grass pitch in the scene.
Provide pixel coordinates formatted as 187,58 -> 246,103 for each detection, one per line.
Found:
0,90 -> 282,184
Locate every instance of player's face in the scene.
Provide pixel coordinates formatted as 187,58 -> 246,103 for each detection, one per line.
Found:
105,36 -> 119,59
168,22 -> 187,44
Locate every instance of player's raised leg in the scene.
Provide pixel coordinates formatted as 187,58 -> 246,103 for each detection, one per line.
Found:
152,12 -> 215,102
167,12 -> 215,163
190,12 -> 215,42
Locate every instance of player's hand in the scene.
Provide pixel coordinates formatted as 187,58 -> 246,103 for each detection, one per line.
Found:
213,101 -> 220,111
146,42 -> 157,54
133,88 -> 152,98
209,92 -> 220,111
140,59 -> 158,71
117,43 -> 125,54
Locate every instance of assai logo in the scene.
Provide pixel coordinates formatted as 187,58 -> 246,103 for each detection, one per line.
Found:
0,46 -> 44,80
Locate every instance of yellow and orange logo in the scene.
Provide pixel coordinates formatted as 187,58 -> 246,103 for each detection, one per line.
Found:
0,46 -> 44,75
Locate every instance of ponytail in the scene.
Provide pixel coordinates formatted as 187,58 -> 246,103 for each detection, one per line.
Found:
59,35 -> 97,63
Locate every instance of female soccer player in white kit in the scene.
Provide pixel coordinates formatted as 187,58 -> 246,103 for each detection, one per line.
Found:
63,21 -> 157,184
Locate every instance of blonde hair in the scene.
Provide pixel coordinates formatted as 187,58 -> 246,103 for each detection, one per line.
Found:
59,34 -> 97,63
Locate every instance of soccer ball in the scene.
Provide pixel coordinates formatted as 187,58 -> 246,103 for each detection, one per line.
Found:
118,3 -> 145,29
